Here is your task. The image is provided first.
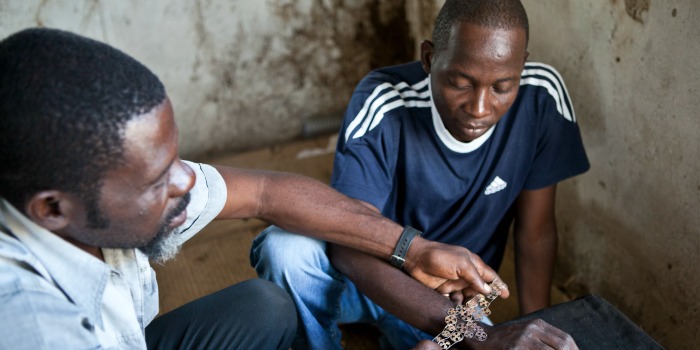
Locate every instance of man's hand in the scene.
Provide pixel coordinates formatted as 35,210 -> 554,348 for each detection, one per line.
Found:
472,319 -> 578,350
411,319 -> 577,350
412,340 -> 442,350
403,238 -> 510,299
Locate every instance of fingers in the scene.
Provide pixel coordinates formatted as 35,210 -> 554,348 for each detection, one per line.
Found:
435,278 -> 469,295
427,249 -> 489,296
440,291 -> 465,305
411,340 -> 442,350
408,240 -> 509,298
466,253 -> 510,299
465,253 -> 510,298
449,290 -> 464,305
430,251 -> 509,299
490,319 -> 578,350
451,264 -> 508,298
535,319 -> 578,350
410,269 -> 449,290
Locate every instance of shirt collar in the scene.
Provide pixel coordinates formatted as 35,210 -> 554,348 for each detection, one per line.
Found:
429,77 -> 496,153
0,199 -> 111,328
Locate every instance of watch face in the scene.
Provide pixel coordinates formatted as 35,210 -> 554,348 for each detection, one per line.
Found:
390,255 -> 406,268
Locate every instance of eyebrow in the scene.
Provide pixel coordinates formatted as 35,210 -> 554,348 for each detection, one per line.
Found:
493,76 -> 517,84
455,72 -> 518,84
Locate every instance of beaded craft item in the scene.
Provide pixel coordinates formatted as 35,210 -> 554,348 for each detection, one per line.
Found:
431,280 -> 508,349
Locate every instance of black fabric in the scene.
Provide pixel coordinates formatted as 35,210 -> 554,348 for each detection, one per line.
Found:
146,279 -> 297,350
502,295 -> 664,349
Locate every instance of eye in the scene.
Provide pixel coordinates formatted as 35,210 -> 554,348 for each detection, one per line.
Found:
152,181 -> 166,191
448,77 -> 472,90
152,171 -> 171,190
492,85 -> 513,95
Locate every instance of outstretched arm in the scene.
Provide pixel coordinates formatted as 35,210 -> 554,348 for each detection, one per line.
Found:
212,165 -> 496,295
514,185 -> 558,315
330,244 -> 577,350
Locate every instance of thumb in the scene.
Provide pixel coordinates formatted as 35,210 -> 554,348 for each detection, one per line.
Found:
411,340 -> 442,350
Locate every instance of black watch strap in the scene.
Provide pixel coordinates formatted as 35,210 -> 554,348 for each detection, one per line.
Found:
390,226 -> 422,269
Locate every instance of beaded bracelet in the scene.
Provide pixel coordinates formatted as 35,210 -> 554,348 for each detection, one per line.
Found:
431,280 -> 508,349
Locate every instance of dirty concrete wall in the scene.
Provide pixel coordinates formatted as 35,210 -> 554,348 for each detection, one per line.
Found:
518,0 -> 699,348
0,0 -> 416,158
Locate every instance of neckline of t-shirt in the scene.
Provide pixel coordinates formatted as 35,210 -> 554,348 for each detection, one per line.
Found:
429,79 -> 495,154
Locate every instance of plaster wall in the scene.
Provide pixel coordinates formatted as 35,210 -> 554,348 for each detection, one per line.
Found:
518,1 -> 699,348
0,0 -> 417,158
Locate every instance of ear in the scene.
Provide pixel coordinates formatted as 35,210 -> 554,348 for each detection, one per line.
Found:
25,190 -> 73,231
523,51 -> 530,66
420,40 -> 435,74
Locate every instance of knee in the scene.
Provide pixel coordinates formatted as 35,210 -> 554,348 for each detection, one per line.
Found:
244,279 -> 298,328
219,279 -> 298,348
251,225 -> 327,276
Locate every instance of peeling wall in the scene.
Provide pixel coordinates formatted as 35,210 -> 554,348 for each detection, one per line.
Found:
0,0 -> 416,158
519,0 -> 699,348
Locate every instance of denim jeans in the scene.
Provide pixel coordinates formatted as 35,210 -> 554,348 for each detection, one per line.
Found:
250,225 -> 433,350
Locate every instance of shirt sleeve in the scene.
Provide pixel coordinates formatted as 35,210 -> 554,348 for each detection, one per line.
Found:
330,84 -> 399,211
173,161 -> 227,243
522,68 -> 590,190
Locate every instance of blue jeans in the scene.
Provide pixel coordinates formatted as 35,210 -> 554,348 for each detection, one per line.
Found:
250,225 -> 432,350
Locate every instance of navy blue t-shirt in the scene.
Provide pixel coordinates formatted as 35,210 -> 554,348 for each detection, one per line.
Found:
331,61 -> 590,270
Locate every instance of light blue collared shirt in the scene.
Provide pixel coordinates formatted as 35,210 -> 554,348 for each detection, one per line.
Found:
0,161 -> 227,349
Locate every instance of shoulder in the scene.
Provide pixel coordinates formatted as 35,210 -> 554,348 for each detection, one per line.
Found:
353,61 -> 430,102
0,253 -> 72,311
0,261 -> 97,349
361,61 -> 428,86
519,62 -> 576,123
343,62 -> 431,142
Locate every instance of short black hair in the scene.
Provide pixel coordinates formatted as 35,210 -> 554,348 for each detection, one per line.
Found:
432,0 -> 529,51
0,28 -> 166,227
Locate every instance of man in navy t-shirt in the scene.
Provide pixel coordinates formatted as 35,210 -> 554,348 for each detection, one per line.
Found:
252,0 -> 587,349
333,60 -> 587,275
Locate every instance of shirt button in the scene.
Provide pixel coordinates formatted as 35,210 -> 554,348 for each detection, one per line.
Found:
81,317 -> 94,332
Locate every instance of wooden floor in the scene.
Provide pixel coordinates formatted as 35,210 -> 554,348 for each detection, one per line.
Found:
153,133 -> 569,349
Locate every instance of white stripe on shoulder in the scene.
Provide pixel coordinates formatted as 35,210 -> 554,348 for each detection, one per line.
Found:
345,82 -> 395,142
521,62 -> 576,122
346,77 -> 430,141
366,99 -> 432,133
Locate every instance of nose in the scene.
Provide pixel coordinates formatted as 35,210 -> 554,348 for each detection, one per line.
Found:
168,159 -> 196,198
465,88 -> 491,119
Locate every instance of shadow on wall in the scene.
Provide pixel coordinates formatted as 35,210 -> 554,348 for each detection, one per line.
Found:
191,0 -> 428,159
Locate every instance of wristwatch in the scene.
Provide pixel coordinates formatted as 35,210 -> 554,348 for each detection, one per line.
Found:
390,226 -> 422,269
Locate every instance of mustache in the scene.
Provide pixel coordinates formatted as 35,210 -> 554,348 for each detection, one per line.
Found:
138,192 -> 192,263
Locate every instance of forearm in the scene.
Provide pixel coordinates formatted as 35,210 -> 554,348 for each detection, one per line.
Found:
330,243 -> 456,335
513,185 -> 558,315
214,166 -> 498,296
514,227 -> 557,314
330,245 -> 505,350
214,166 -> 408,260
